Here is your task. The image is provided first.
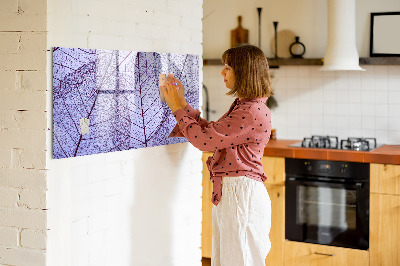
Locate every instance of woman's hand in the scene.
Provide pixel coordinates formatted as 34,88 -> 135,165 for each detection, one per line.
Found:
160,76 -> 187,113
174,78 -> 187,108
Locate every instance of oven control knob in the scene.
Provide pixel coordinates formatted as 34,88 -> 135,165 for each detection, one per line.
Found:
340,164 -> 347,174
304,161 -> 312,171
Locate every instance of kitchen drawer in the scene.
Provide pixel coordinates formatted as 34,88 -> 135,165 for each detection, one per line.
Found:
284,241 -> 369,266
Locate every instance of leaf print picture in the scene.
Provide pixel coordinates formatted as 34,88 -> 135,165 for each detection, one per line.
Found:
52,47 -> 199,159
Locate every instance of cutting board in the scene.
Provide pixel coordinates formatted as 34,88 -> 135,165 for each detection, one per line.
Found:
231,16 -> 249,48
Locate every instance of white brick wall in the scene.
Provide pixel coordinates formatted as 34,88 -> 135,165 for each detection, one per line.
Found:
0,187 -> 19,208
0,227 -> 19,247
0,0 -> 48,265
46,1 -> 203,266
2,0 -> 203,264
21,229 -> 47,250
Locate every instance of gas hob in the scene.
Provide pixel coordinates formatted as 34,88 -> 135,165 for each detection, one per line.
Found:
289,135 -> 382,151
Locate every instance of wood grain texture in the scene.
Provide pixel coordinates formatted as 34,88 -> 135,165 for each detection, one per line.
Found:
263,140 -> 400,165
230,16 -> 248,48
262,156 -> 285,185
264,184 -> 285,266
284,241 -> 369,266
201,152 -> 213,258
370,163 -> 400,195
370,193 -> 400,266
204,57 -> 400,66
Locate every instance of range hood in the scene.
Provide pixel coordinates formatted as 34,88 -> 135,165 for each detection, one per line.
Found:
320,0 -> 365,71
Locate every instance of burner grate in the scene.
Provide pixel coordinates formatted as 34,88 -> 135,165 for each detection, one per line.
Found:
296,136 -> 378,151
340,137 -> 377,151
301,135 -> 339,149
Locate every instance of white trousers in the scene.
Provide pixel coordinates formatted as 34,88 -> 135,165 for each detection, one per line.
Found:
212,176 -> 271,266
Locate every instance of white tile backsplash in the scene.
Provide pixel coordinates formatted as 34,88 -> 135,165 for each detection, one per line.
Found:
388,65 -> 400,76
374,77 -> 388,91
374,90 -> 388,104
323,103 -> 336,116
388,91 -> 400,104
389,104 -> 400,117
203,64 -> 400,144
375,104 -> 389,117
336,103 -> 349,116
362,89 -> 375,103
388,76 -> 400,91
374,65 -> 388,77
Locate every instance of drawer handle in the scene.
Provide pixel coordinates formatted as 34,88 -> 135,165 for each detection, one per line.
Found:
314,252 -> 335,257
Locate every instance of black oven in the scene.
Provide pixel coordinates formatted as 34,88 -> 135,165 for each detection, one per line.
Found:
285,158 -> 369,250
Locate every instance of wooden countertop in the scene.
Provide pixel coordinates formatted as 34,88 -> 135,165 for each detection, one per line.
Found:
263,139 -> 400,165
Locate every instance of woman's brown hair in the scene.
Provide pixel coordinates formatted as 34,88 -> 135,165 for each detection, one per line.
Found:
221,44 -> 273,99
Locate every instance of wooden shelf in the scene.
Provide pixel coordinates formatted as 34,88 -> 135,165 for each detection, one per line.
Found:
203,57 -> 400,67
203,58 -> 323,67
268,58 -> 322,67
359,57 -> 400,65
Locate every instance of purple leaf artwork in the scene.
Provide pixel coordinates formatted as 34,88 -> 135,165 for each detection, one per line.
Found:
52,47 -> 199,159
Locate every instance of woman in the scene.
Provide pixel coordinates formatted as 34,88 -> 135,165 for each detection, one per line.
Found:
161,44 -> 273,266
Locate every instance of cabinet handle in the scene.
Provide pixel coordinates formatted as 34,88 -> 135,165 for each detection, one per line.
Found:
314,252 -> 335,257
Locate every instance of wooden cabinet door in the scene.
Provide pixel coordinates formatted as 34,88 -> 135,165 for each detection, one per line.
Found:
262,156 -> 285,186
284,241 -> 369,266
264,184 -> 284,266
370,193 -> 400,266
370,163 -> 400,195
201,152 -> 213,258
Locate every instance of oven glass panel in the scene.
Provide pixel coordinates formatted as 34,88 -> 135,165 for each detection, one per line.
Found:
297,186 -> 357,230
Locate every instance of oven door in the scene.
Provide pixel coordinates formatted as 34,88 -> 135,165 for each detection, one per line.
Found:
285,177 -> 369,250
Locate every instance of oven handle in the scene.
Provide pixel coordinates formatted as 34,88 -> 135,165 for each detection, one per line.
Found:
286,177 -> 364,189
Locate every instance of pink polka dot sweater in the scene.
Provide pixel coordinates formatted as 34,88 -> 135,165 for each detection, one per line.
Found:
169,97 -> 271,206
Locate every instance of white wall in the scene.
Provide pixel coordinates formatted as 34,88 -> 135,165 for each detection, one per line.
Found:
0,0 -> 48,265
203,0 -> 400,58
46,0 -> 203,266
203,0 -> 326,59
203,0 -> 400,145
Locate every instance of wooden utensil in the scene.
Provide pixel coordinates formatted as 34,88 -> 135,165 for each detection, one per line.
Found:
231,16 -> 249,48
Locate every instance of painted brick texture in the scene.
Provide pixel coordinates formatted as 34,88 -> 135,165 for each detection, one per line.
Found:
2,0 -> 203,266
0,0 -> 48,265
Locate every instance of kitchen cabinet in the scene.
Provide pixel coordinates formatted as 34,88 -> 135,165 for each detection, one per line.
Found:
201,154 -> 286,265
284,241 -> 369,266
202,156 -> 400,265
261,156 -> 285,186
370,163 -> 400,266
370,163 -> 400,195
201,152 -> 213,258
261,156 -> 285,266
264,184 -> 284,265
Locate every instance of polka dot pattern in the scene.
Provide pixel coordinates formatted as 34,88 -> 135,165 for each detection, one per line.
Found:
170,97 -> 272,206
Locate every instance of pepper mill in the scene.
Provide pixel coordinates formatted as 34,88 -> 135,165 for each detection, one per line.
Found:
273,21 -> 279,58
257,8 -> 262,48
